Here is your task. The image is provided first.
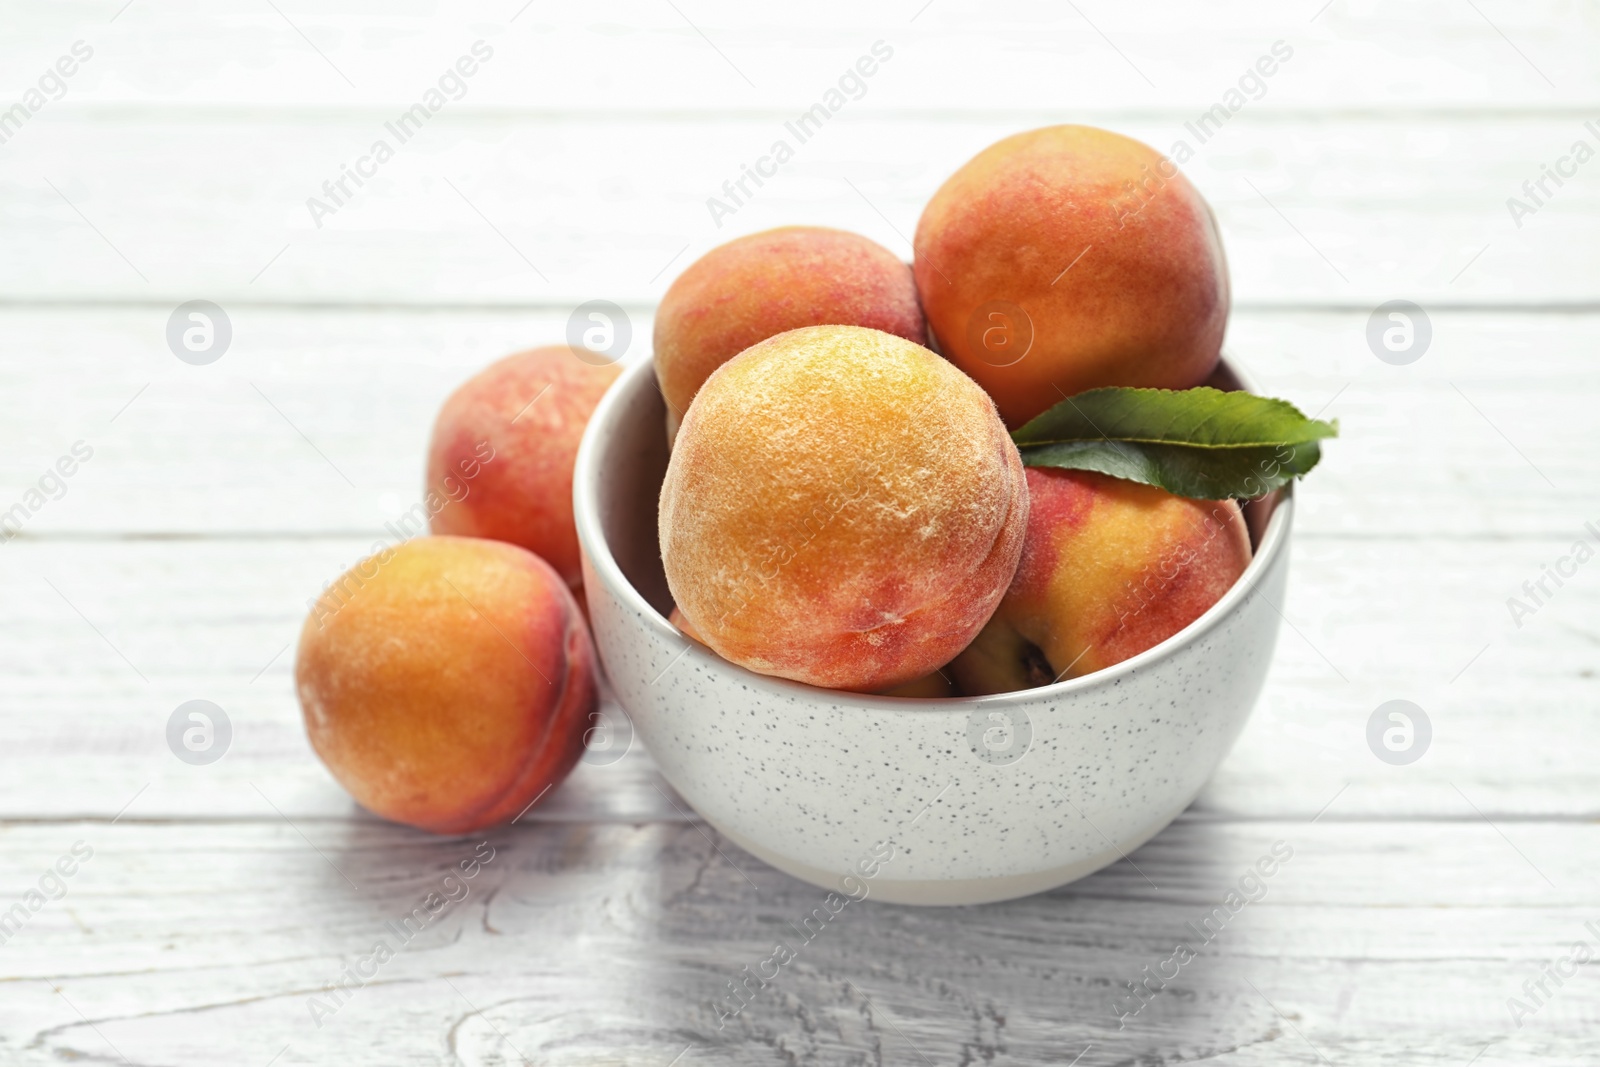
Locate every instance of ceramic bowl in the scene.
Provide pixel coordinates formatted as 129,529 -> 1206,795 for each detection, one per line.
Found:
574,356 -> 1290,906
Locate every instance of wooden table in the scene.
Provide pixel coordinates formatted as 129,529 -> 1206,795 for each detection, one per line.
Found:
2,2 -> 1595,1062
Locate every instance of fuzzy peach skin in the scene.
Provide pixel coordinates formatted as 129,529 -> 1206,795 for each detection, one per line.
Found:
671,605 -> 956,698
659,325 -> 1028,692
295,536 -> 597,834
914,125 -> 1229,428
653,226 -> 926,439
427,346 -> 621,596
950,468 -> 1252,695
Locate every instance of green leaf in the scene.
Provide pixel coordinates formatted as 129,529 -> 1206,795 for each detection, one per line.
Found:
1012,386 -> 1338,449
1017,439 -> 1323,499
1011,387 -> 1337,499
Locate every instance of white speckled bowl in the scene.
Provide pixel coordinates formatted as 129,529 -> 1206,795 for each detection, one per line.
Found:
574,356 -> 1290,906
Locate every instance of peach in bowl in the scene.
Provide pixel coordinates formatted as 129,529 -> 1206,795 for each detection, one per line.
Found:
573,355 -> 1291,906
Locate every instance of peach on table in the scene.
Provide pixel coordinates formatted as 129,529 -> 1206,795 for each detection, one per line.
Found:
427,345 -> 621,599
295,536 -> 598,834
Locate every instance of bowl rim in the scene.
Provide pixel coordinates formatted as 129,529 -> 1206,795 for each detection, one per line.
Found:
574,353 -> 1293,711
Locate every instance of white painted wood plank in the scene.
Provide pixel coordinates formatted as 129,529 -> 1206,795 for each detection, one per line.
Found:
0,534 -> 1592,821
0,819 -> 1593,1064
0,308 -> 1593,541
0,3 -> 1593,1061
5,0 -> 1594,111
0,111 -> 1591,305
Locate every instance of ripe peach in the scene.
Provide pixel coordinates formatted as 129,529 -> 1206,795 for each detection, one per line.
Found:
672,605 -> 956,698
950,469 -> 1251,694
295,536 -> 598,834
914,125 -> 1229,427
660,325 -> 1027,692
668,605 -> 703,644
653,226 -> 926,439
427,346 -> 621,596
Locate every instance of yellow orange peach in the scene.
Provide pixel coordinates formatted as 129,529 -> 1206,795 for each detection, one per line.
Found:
914,125 -> 1229,427
295,536 -> 597,833
660,325 -> 1027,692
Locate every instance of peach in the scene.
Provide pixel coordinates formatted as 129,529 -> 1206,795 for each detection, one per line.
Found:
914,125 -> 1229,427
950,468 -> 1251,694
660,325 -> 1027,692
653,226 -> 926,439
427,346 -> 621,597
671,605 -> 956,698
878,669 -> 959,699
668,605 -> 704,644
295,536 -> 598,834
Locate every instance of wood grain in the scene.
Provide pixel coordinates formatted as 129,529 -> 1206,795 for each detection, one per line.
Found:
2,112 -> 1594,306
3,1 -> 1597,1061
5,0 -> 1596,110
1,819 -> 1594,1065
0,308 -> 1594,540
0,532 -> 1593,822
